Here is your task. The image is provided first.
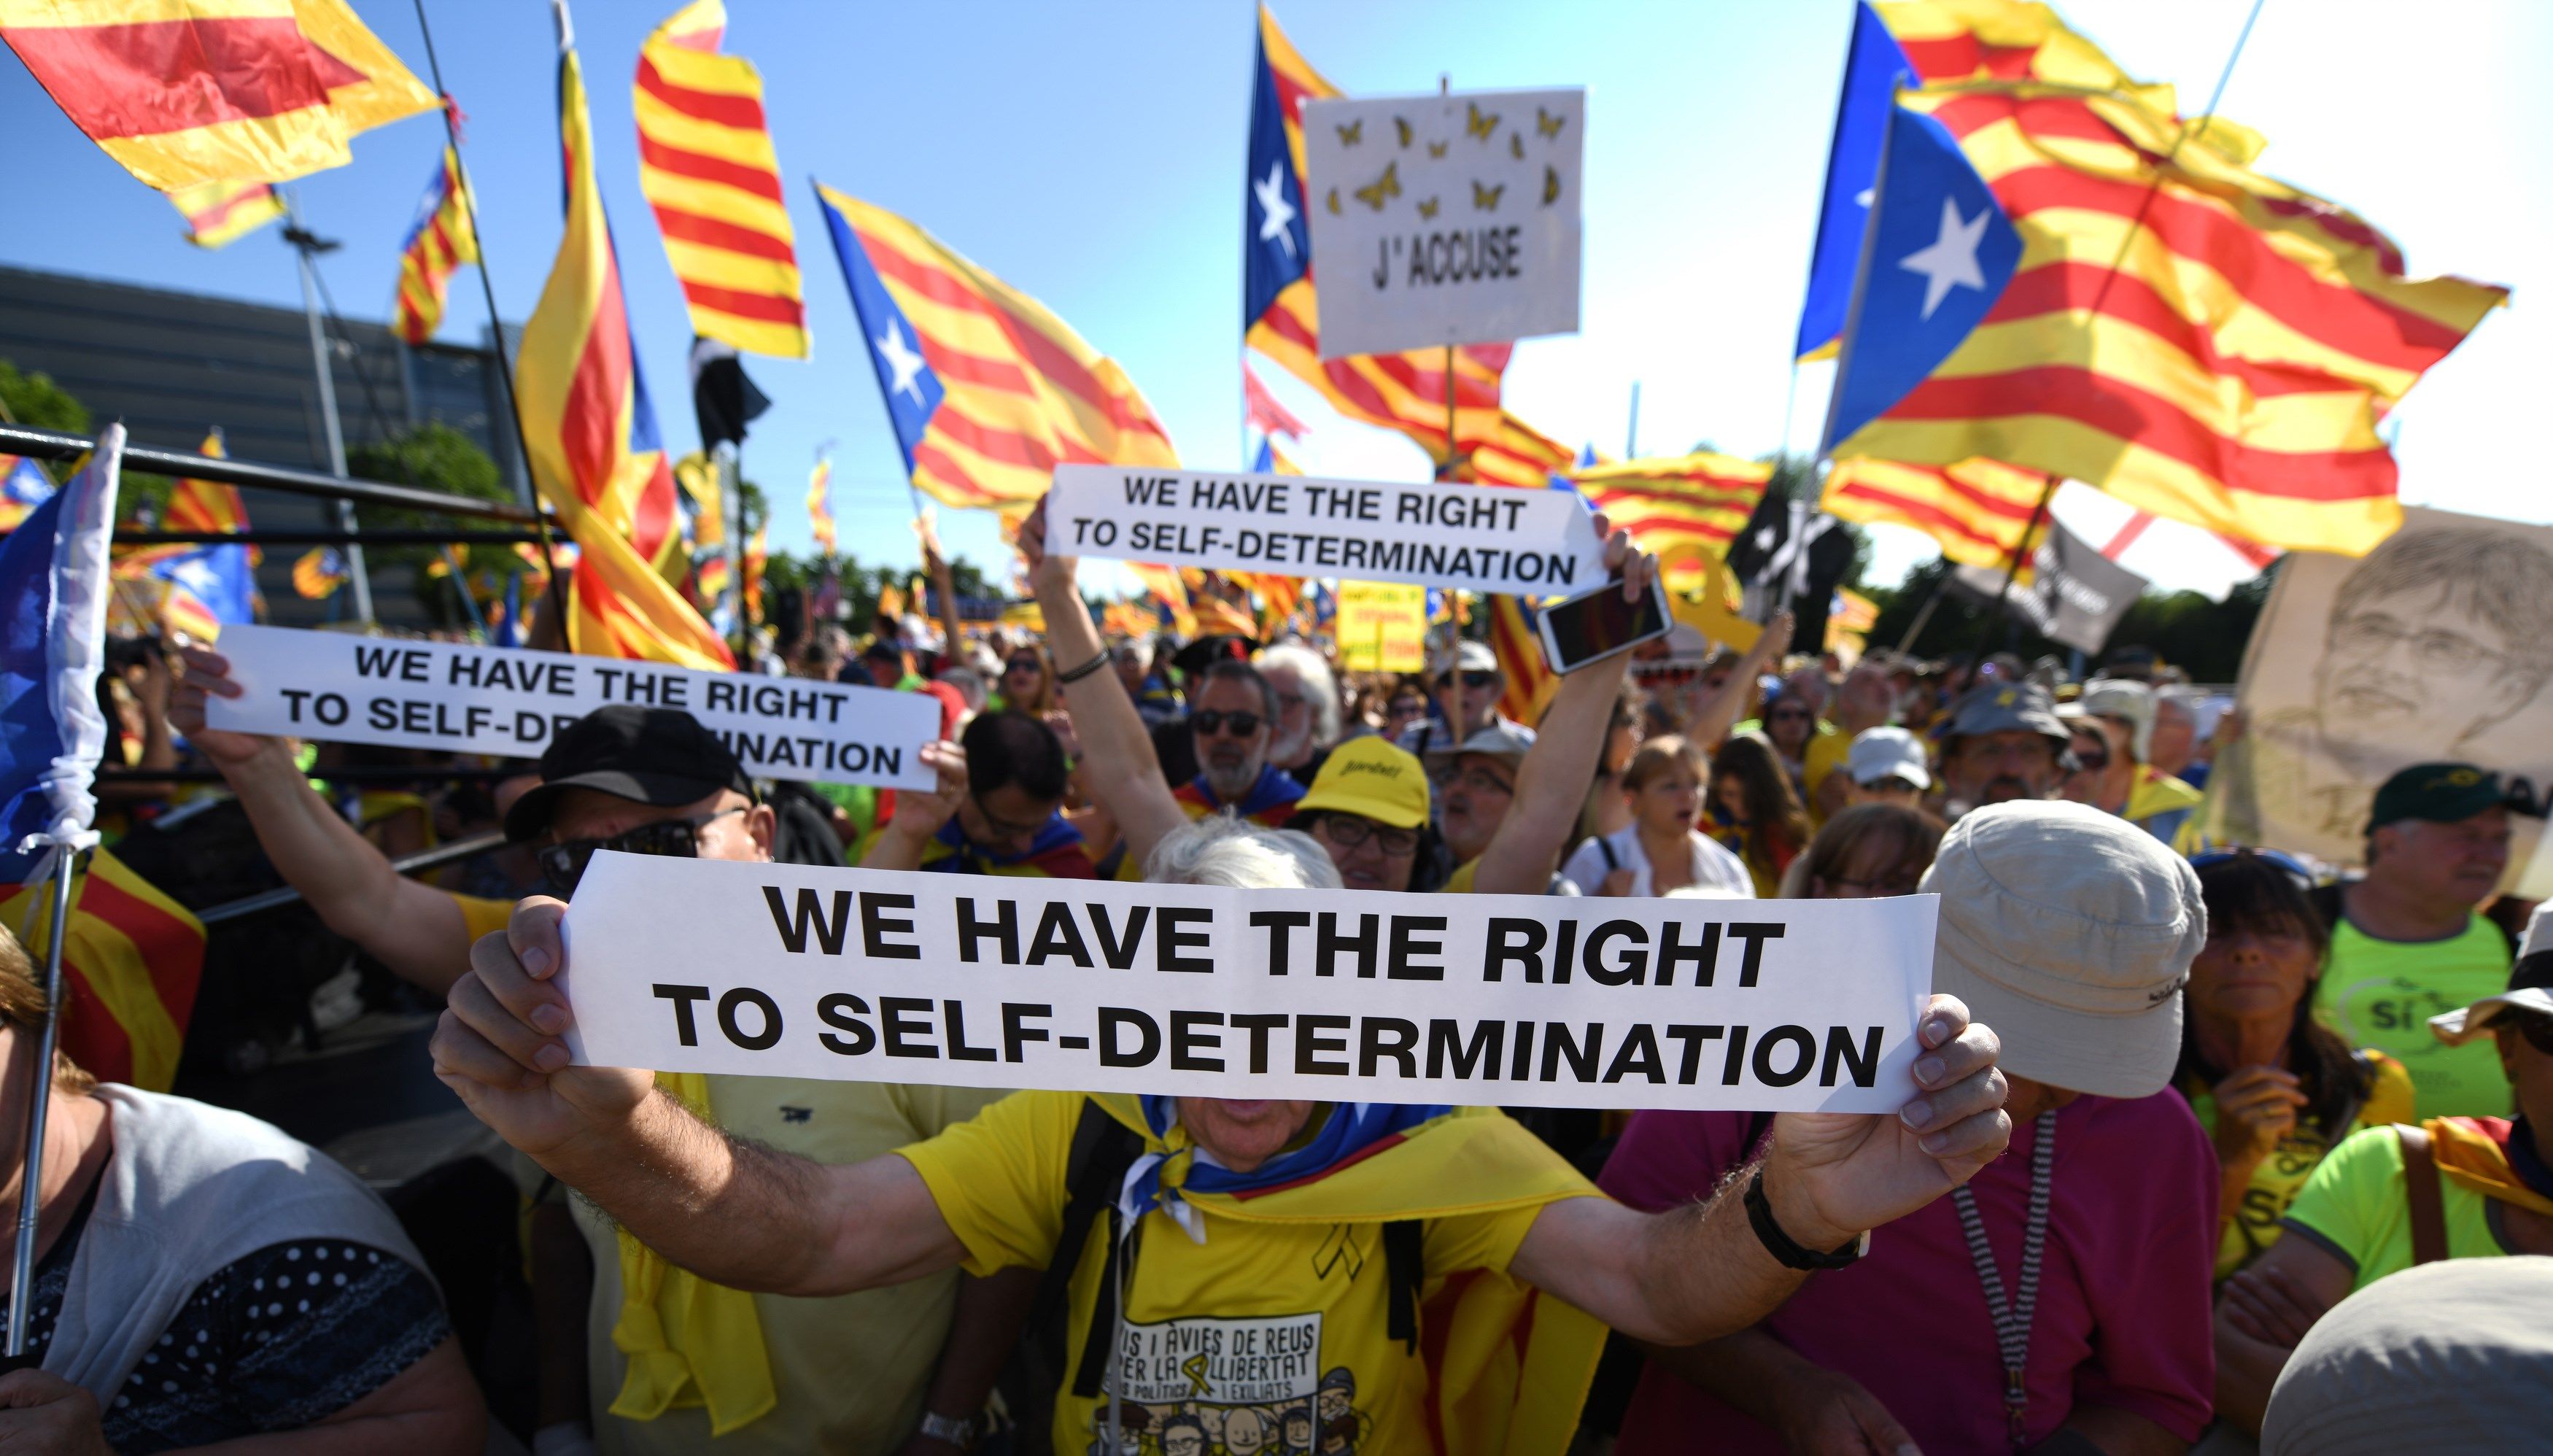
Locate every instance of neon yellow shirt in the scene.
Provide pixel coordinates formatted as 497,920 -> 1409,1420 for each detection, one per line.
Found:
2316,914 -> 2512,1120
2182,1052 -> 2415,1279
2280,1123 -> 2513,1292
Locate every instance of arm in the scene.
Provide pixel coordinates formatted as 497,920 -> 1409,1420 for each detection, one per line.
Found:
1638,1325 -> 1918,1456
862,740 -> 967,872
430,898 -> 969,1297
1512,995 -> 2007,1343
171,646 -> 477,994
1678,611 -> 1794,751
1468,515 -> 1648,896
0,1338 -> 486,1455
1018,500 -> 1188,872
2212,1235 -> 2352,1435
897,1268 -> 1045,1455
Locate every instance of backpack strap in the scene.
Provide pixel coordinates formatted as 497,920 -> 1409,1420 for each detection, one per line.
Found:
1382,1220 -> 1425,1355
1038,1099 -> 1147,1398
2393,1123 -> 2449,1266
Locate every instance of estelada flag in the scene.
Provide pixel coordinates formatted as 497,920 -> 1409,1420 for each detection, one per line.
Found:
170,178 -> 284,248
394,146 -> 479,345
516,34 -> 733,670
2,0 -> 436,193
292,546 -> 347,598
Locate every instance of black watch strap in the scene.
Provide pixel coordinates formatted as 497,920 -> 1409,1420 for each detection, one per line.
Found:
1743,1166 -> 1869,1271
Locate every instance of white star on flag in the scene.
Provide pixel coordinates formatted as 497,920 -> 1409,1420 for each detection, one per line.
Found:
1898,195 -> 1991,320
170,557 -> 220,594
873,320 -> 929,407
1254,161 -> 1298,258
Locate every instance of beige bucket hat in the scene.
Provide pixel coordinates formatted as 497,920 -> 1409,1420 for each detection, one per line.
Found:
1919,799 -> 2206,1099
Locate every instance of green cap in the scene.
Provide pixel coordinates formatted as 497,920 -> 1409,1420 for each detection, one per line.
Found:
2366,762 -> 2510,834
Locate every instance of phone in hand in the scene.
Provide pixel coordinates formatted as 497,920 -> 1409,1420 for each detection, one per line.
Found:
1535,579 -> 1670,674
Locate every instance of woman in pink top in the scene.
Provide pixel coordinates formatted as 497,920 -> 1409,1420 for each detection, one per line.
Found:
1600,802 -> 2220,1454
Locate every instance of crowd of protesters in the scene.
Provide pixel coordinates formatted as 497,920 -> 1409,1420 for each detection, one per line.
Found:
9,500 -> 2549,1455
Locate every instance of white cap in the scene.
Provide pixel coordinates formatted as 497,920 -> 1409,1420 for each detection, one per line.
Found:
1847,726 -> 1931,790
2263,1258 -> 2553,1455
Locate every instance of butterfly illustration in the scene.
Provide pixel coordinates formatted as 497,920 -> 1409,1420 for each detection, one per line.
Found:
1537,107 -> 1565,139
1394,115 -> 1412,147
1417,196 -> 1441,219
1325,187 -> 1340,215
1542,166 -> 1562,206
1427,139 -> 1448,159
1472,179 -> 1504,211
1465,100 -> 1498,140
1354,161 -> 1402,212
1509,131 -> 1525,160
1336,118 -> 1363,146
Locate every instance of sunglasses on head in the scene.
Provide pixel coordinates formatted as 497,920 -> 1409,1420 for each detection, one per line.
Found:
538,806 -> 748,898
1191,710 -> 1263,737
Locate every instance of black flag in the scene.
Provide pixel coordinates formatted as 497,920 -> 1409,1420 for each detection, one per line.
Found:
1728,493 -> 1854,651
690,336 -> 771,451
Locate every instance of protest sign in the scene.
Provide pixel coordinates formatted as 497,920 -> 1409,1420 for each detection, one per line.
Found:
1949,519 -> 2147,657
1335,581 -> 1426,672
1047,465 -> 1605,597
206,624 -> 939,790
2204,507 -> 2553,894
562,853 -> 1939,1112
1301,88 -> 1584,357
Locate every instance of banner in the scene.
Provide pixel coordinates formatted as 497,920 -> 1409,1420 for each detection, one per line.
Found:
1335,581 -> 1426,672
207,624 -> 937,789
1948,519 -> 2148,657
1301,88 -> 1584,357
562,854 -> 1940,1112
2205,507 -> 2553,893
1048,465 -> 1604,597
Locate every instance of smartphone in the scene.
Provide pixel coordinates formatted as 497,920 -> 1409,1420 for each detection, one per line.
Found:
1536,580 -> 1671,673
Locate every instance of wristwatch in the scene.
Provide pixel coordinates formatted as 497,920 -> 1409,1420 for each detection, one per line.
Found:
916,1412 -> 977,1447
1743,1167 -> 1870,1271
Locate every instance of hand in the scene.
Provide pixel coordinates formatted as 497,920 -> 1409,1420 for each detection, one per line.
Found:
133,645 -> 172,716
430,897 -> 655,1161
1756,608 -> 1797,665
1770,1364 -> 1921,1456
1044,708 -> 1082,762
1016,497 -> 1076,600
2220,1260 -> 2321,1349
886,740 -> 970,845
1588,511 -> 1657,611
1762,995 -> 2008,1250
2209,1065 -> 2305,1169
168,644 -> 284,768
0,1370 -> 112,1455
1598,868 -> 1635,897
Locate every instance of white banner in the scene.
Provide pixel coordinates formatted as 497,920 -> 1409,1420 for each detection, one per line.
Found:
561,854 -> 1939,1112
206,624 -> 939,790
1302,87 -> 1584,357
1047,465 -> 1605,597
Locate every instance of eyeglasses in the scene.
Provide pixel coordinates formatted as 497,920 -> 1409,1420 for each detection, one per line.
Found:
1438,670 -> 1498,692
1191,710 -> 1264,737
2330,613 -> 2503,675
1309,813 -> 1420,857
1449,765 -> 1514,798
539,806 -> 748,898
2072,747 -> 2111,772
968,793 -> 1051,843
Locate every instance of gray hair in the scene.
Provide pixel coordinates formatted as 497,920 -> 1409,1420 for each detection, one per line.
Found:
1144,815 -> 1341,891
1255,642 -> 1343,748
2331,526 -> 2553,680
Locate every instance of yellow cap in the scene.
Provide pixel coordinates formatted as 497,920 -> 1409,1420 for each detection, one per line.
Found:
1296,735 -> 1431,829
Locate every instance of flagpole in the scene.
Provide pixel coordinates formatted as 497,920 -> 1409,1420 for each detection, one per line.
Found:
713,441 -> 744,651
282,193 -> 375,626
6,848 -> 79,1358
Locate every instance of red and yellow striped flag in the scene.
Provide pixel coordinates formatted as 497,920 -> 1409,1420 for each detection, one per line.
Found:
1837,82 -> 2507,555
1821,456 -> 2053,569
291,546 -> 346,598
635,0 -> 806,359
1,0 -> 435,193
1570,452 -> 1774,589
815,185 -> 1180,513
806,453 -> 834,555
1487,595 -> 1557,726
163,429 -> 257,560
170,178 -> 283,248
741,523 -> 767,623
1,847 -> 204,1091
393,146 -> 477,345
516,39 -> 733,670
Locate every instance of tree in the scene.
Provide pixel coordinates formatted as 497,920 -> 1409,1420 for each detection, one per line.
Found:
0,359 -> 90,438
346,423 -> 512,629
1862,556 -> 2275,683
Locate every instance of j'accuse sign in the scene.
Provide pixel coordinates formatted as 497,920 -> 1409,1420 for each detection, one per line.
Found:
561,854 -> 1940,1112
206,624 -> 939,789
1046,465 -> 1605,597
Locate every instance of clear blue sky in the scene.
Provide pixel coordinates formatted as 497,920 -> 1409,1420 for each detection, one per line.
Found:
4,0 -> 2546,593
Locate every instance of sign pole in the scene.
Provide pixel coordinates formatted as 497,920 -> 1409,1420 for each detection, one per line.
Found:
7,850 -> 81,1356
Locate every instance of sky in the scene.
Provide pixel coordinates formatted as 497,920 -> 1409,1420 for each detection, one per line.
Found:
4,0 -> 2548,596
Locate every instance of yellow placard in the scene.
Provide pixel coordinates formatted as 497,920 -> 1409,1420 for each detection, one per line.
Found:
1336,581 -> 1427,673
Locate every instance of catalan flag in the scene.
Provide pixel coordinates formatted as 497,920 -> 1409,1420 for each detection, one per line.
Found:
634,0 -> 806,359
814,185 -> 1180,513
164,429 -> 259,565
292,546 -> 347,598
740,523 -> 767,623
516,35 -> 734,671
1821,455 -> 2053,568
1831,80 -> 2507,555
1456,409 -> 1577,492
0,454 -> 54,530
1487,595 -> 1556,726
1569,452 -> 1774,587
0,847 -> 205,1091
392,146 -> 478,345
170,178 -> 283,248
806,452 -> 834,555
1,0 -> 435,193
1243,5 -> 1511,468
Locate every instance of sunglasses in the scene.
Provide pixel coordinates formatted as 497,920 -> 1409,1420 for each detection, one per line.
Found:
539,806 -> 747,898
1437,670 -> 1498,692
1191,710 -> 1264,737
2507,1010 -> 2553,1056
1308,813 -> 1420,857
1006,657 -> 1043,675
1769,707 -> 1811,721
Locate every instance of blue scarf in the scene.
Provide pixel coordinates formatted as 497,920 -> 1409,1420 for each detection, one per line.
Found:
1120,1097 -> 1452,1240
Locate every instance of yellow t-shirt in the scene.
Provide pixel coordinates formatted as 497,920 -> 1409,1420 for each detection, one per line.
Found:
583,1078 -> 1008,1456
899,1091 -> 1557,1456
452,891 -> 514,948
2280,1123 -> 2514,1292
2317,914 -> 2512,1120
1801,724 -> 1851,819
2182,1051 -> 2417,1279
